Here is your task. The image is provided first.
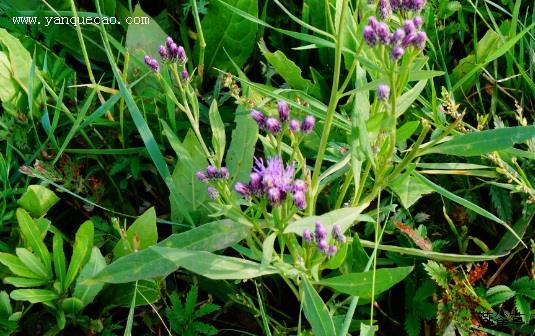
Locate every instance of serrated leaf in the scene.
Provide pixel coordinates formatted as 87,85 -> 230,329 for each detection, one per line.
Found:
423,261 -> 450,288
514,295 -> 530,323
316,267 -> 413,298
184,286 -> 198,321
486,285 -> 515,306
197,0 -> 258,74
259,43 -> 321,98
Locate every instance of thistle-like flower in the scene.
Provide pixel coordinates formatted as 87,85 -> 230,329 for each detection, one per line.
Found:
277,100 -> 290,122
144,55 -> 159,72
332,224 -> 346,243
378,84 -> 390,101
293,191 -> 306,210
265,117 -> 281,134
301,115 -> 315,134
363,26 -> 377,46
378,0 -> 392,19
235,182 -> 251,197
207,187 -> 219,200
391,46 -> 405,60
289,119 -> 301,132
250,110 -> 266,127
303,229 -> 313,242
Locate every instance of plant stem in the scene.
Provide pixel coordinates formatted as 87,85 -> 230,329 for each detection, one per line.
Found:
191,0 -> 205,82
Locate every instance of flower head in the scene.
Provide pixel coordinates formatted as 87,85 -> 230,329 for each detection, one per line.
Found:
181,70 -> 189,80
196,171 -> 208,182
250,110 -> 266,127
368,16 -> 379,30
303,229 -> 313,242
293,179 -> 307,192
315,221 -> 327,241
332,224 -> 346,243
218,167 -> 230,180
289,119 -> 301,132
166,36 -> 174,49
207,187 -> 219,200
318,239 -> 329,253
206,165 -> 218,178
413,16 -> 423,29
158,45 -> 168,60
249,172 -> 262,194
235,182 -> 251,197
293,191 -> 306,210
265,117 -> 281,134
326,245 -> 338,257
277,100 -> 290,122
403,20 -> 416,35
177,46 -> 187,63
391,28 -> 406,46
144,55 -> 159,72
377,22 -> 390,44
414,31 -> 427,49
363,26 -> 377,46
378,84 -> 390,101
378,0 -> 392,19
268,187 -> 281,205
301,115 -> 315,134
391,46 -> 405,60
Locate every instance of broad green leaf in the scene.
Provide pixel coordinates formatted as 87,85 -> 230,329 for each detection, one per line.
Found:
113,207 -> 157,258
359,323 -> 378,336
10,289 -> 58,304
0,252 -> 40,278
53,234 -> 67,292
208,100 -> 226,166
0,51 -> 18,103
226,105 -> 258,185
425,126 -> 535,157
396,80 -> 427,117
92,220 -> 250,283
73,247 -> 106,307
259,43 -> 321,98
61,297 -> 84,315
486,285 -> 515,306
389,172 -> 434,208
65,220 -> 94,289
490,203 -> 535,255
0,28 -> 33,94
323,243 -> 348,270
396,121 -> 420,143
3,277 -> 48,288
17,185 -> 59,218
316,267 -> 413,298
15,248 -> 50,279
302,278 -> 336,336
197,0 -> 258,74
261,233 -> 277,266
0,291 -> 12,317
16,209 -> 52,277
284,206 -> 373,236
100,280 -> 160,308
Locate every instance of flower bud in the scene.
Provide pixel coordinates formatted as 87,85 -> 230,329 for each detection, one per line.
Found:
169,42 -> 179,59
414,31 -> 427,49
207,186 -> 219,200
377,84 -> 390,101
332,224 -> 346,243
403,20 -> 416,35
368,16 -> 378,30
158,45 -> 168,60
378,0 -> 392,19
293,179 -> 307,192
196,171 -> 208,182
303,229 -> 313,242
326,245 -> 338,257
265,117 -> 281,134
235,182 -> 251,197
412,0 -> 426,11
413,16 -> 423,28
206,165 -> 218,178
363,25 -> 377,46
391,46 -> 405,60
218,167 -> 229,179
289,119 -> 301,132
401,32 -> 417,48
391,28 -> 405,46
177,46 -> 187,63
293,191 -> 306,210
249,172 -> 262,193
318,239 -> 329,253
301,115 -> 315,134
250,109 -> 266,127
315,221 -> 327,240
277,100 -> 290,122
377,22 -> 390,44
391,0 -> 402,10
181,70 -> 189,80
268,187 -> 282,205
165,36 -> 174,49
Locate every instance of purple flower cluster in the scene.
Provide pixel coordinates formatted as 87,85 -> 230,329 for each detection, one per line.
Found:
234,156 -> 307,210
364,16 -> 427,59
250,100 -> 315,135
377,84 -> 390,101
196,165 -> 230,200
144,36 -> 188,73
303,222 -> 346,257
391,0 -> 426,12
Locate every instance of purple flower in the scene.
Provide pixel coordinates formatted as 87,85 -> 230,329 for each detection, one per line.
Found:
303,229 -> 313,242
378,84 -> 390,101
289,119 -> 301,132
368,16 -> 379,30
332,224 -> 346,243
177,46 -> 187,63
235,182 -> 251,197
403,20 -> 416,35
181,70 -> 189,80
413,16 -> 423,29
249,172 -> 262,194
326,245 -> 338,257
363,25 -> 377,47
391,28 -> 405,46
265,117 -> 281,134
377,22 -> 390,45
293,179 -> 307,192
166,36 -> 174,49
414,31 -> 427,49
277,100 -> 290,122
207,187 -> 219,200
250,109 -> 266,127
159,45 -> 168,60
318,239 -> 329,253
218,167 -> 230,180
411,0 -> 426,11
293,191 -> 306,210
255,156 -> 295,193
391,46 -> 405,60
169,43 -> 179,59
402,32 -> 417,48
378,0 -> 392,19
301,115 -> 315,134
196,171 -> 208,182
144,55 -> 159,72
402,0 -> 411,10
391,0 -> 402,10
206,165 -> 218,178
315,221 -> 327,241
268,187 -> 281,205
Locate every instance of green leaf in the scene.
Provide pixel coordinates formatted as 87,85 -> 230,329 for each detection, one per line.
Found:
100,280 -> 160,308
3,277 -> 48,288
425,126 -> 535,157
208,100 -> 226,166
396,121 -> 420,143
53,234 -> 67,292
396,80 -> 427,116
423,261 -> 450,288
0,51 -> 18,103
16,209 -> 52,277
0,28 -> 33,95
226,105 -> 258,185
197,0 -> 258,74
10,289 -> 58,303
65,220 -> 94,289
323,243 -> 348,270
514,295 -> 530,323
316,267 -> 413,298
259,43 -> 321,98
261,233 -> 277,266
0,252 -> 40,278
61,297 -> 84,315
15,248 -> 50,279
284,207 -> 373,236
113,207 -> 157,258
359,323 -> 378,336
486,285 -> 515,306
73,247 -> 106,307
389,172 -> 434,208
302,278 -> 336,336
92,220 -> 249,283
17,185 -> 59,218
0,291 -> 12,317
184,286 -> 198,321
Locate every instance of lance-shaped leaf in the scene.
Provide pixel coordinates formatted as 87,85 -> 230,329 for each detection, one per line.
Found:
284,207 -> 373,236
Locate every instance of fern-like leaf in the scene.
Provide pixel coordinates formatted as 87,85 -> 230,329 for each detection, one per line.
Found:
190,321 -> 219,335
166,292 -> 186,333
194,303 -> 220,319
515,295 -> 531,324
424,261 -> 450,289
184,286 -> 198,321
404,311 -> 421,336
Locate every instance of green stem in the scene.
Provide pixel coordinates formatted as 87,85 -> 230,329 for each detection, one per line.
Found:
191,0 -> 206,82
309,0 -> 348,215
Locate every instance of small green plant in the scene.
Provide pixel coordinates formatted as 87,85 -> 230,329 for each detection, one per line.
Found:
165,285 -> 220,336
